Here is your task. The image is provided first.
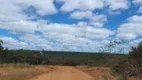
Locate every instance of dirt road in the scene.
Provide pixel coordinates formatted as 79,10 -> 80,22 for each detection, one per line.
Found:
31,66 -> 94,80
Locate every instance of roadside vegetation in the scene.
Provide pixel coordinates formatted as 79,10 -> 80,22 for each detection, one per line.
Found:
111,42 -> 142,80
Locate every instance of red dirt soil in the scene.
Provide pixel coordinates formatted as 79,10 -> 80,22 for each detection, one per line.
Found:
31,66 -> 94,80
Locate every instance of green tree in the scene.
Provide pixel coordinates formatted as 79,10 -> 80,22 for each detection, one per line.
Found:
129,41 -> 142,59
0,40 -> 4,63
0,40 -> 3,51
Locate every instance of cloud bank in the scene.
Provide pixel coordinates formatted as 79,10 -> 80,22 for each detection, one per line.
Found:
0,0 -> 142,53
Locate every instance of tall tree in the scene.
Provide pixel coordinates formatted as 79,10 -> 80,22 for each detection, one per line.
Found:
0,40 -> 3,51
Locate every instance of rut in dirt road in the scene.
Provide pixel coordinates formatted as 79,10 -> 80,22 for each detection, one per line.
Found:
31,66 -> 94,80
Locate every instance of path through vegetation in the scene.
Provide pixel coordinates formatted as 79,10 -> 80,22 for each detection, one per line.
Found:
31,66 -> 94,80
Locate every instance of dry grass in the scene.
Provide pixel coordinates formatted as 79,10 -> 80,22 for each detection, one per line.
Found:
77,66 -> 142,80
77,66 -> 118,80
0,64 -> 51,80
76,66 -> 116,80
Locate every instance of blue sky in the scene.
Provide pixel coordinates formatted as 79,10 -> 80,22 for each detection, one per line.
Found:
0,0 -> 142,53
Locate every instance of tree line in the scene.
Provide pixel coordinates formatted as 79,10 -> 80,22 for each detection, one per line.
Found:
0,40 -> 49,64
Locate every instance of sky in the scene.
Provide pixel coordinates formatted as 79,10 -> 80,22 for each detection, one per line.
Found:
0,0 -> 142,53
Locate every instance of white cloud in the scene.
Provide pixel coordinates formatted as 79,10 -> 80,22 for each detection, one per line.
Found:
0,0 -> 57,23
105,0 -> 130,10
14,0 -> 57,16
117,15 -> 142,40
30,0 -> 57,16
0,20 -> 38,33
0,0 -> 26,22
0,0 -> 139,52
0,37 -> 28,49
70,11 -> 93,19
40,23 -> 113,40
89,14 -> 107,27
0,32 -> 113,52
0,0 -> 57,33
0,35 -> 53,50
19,34 -> 49,44
70,11 -> 107,27
56,0 -> 105,12
0,18 -> 114,51
19,33 -> 53,50
0,1 -> 113,51
57,0 -> 130,13
127,15 -> 142,22
36,23 -> 113,50
72,40 -> 111,52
